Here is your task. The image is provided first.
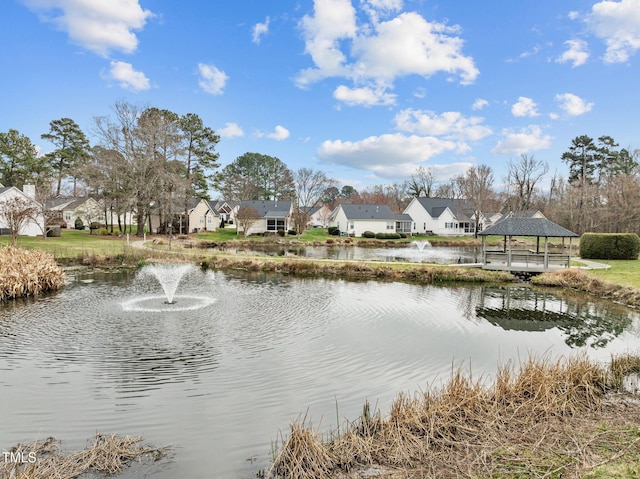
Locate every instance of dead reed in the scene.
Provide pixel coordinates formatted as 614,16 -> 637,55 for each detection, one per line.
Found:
0,434 -> 166,479
0,247 -> 65,301
268,354 -> 640,479
533,268 -> 640,309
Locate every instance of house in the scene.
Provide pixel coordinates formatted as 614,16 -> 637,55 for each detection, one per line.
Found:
306,205 -> 332,228
329,204 -> 413,237
46,197 -> 104,229
188,199 -> 220,233
236,200 -> 292,235
403,197 -> 484,236
0,184 -> 44,236
495,209 -> 546,223
211,200 -> 239,225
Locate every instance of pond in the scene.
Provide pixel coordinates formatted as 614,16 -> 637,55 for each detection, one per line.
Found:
204,242 -> 482,264
2,266 -> 640,478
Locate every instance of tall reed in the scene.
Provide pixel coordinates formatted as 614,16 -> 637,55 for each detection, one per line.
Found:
0,246 -> 65,301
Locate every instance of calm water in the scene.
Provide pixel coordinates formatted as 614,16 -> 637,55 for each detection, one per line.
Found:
2,267 -> 640,478
207,243 -> 481,264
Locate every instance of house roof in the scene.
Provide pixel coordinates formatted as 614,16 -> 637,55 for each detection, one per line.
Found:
0,186 -> 10,195
477,217 -> 578,238
496,210 -> 545,222
337,203 -> 399,220
45,197 -> 92,210
412,197 -> 475,218
239,200 -> 292,218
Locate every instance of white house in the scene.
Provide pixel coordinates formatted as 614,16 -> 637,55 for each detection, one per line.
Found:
188,199 -> 220,233
403,197 -> 483,236
306,205 -> 332,228
236,200 -> 292,235
0,184 -> 44,237
212,200 -> 239,225
46,197 -> 104,229
329,204 -> 412,237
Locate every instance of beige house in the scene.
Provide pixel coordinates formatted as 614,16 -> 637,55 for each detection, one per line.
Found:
46,197 -> 104,229
188,199 -> 220,233
236,200 -> 292,235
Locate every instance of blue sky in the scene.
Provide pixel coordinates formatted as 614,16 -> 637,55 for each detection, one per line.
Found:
1,0 -> 639,194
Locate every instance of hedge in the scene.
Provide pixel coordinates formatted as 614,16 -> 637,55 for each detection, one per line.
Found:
580,233 -> 640,260
362,231 -> 376,238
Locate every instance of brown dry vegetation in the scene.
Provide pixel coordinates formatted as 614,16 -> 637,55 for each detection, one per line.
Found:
532,268 -> 640,309
0,247 -> 65,301
200,256 -> 513,284
0,434 -> 166,479
268,355 -> 640,479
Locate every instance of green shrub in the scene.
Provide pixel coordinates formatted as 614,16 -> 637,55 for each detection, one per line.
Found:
277,229 -> 286,237
327,226 -> 339,235
373,232 -> 402,240
287,229 -> 297,236
580,233 -> 640,260
399,232 -> 407,238
330,228 -> 341,236
363,231 -> 376,238
74,217 -> 84,230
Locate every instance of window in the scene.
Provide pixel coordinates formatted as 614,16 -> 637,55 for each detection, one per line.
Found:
349,222 -> 354,230
200,216 -> 204,224
207,215 -> 212,224
386,222 -> 394,230
65,212 -> 71,221
267,218 -> 285,231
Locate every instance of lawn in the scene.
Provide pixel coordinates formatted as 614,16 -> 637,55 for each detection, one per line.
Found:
586,259 -> 640,289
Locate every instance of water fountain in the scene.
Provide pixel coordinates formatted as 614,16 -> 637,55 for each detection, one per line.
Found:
412,239 -> 432,251
121,263 -> 217,312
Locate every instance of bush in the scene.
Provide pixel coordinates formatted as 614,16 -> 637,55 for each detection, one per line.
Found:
330,228 -> 341,236
288,229 -> 297,236
399,232 -> 407,238
580,233 -> 640,260
74,218 -> 84,230
363,231 -> 376,238
327,226 -> 339,235
375,232 -> 401,240
277,229 -> 286,237
89,222 -> 102,231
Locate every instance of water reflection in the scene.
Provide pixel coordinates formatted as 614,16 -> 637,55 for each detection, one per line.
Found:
475,286 -> 632,347
2,272 -> 640,478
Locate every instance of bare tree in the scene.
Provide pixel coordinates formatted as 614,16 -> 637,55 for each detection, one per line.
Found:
235,206 -> 261,236
405,166 -> 435,197
504,154 -> 549,211
290,206 -> 310,236
0,196 -> 38,246
294,167 -> 335,213
456,164 -> 495,237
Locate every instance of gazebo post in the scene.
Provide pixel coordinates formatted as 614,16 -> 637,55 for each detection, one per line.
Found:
507,235 -> 512,269
482,235 -> 486,265
544,236 -> 549,270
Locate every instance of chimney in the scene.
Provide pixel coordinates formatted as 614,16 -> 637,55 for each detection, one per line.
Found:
23,184 -> 36,200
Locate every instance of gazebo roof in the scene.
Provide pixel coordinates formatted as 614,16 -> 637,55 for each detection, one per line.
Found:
477,217 -> 578,238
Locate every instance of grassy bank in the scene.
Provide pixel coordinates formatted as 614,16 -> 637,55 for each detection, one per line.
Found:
533,268 -> 640,308
268,354 -> 640,479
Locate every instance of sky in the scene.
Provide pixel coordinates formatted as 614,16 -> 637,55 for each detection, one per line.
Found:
1,0 -> 640,195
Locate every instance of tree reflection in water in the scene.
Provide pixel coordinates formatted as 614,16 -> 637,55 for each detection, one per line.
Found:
474,285 -> 636,348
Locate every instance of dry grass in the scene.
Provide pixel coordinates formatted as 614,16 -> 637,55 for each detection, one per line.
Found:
532,269 -> 640,309
268,355 -> 640,479
0,247 -> 65,301
0,434 -> 166,479
199,256 -> 513,285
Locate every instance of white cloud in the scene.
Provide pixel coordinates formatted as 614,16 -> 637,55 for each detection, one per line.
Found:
360,0 -> 403,23
197,63 -> 228,95
587,0 -> 640,63
105,61 -> 150,91
557,39 -> 590,67
491,126 -> 552,155
394,109 -> 492,141
472,98 -> 489,110
333,84 -> 396,106
318,133 -> 460,178
568,11 -> 580,21
511,97 -> 539,117
266,125 -> 290,141
218,122 -> 244,138
23,0 -> 152,57
555,93 -> 594,116
252,17 -> 270,44
296,1 -> 478,97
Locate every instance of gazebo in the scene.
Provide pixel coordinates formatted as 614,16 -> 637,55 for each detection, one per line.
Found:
477,217 -> 579,273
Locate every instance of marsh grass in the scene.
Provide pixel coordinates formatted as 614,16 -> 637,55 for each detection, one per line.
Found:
0,434 -> 166,479
0,247 -> 65,301
268,355 -> 640,479
532,268 -> 640,308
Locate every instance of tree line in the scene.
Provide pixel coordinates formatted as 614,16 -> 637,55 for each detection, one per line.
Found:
1,100 -> 639,237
